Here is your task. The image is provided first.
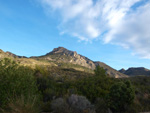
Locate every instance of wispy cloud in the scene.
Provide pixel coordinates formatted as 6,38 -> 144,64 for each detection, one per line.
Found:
39,0 -> 150,59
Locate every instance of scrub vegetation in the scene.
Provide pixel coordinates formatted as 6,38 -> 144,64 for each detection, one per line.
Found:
0,58 -> 150,113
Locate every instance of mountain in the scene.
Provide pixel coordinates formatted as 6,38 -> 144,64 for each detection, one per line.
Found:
0,47 -> 128,78
0,49 -> 26,58
119,67 -> 150,76
0,49 -> 15,59
32,47 -> 127,78
119,68 -> 126,73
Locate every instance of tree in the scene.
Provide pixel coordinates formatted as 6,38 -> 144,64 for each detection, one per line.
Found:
94,65 -> 106,77
107,81 -> 135,112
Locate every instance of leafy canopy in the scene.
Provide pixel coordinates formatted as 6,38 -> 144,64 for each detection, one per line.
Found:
107,81 -> 135,112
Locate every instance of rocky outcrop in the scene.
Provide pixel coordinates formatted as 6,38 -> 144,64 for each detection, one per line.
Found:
47,47 -> 77,56
119,67 -> 150,76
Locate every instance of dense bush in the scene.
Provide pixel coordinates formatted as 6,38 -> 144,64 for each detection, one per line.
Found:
94,65 -> 106,77
107,81 -> 135,113
74,67 -> 113,103
37,76 -> 69,103
95,98 -> 108,113
0,58 -> 40,109
0,58 -> 150,112
37,66 -> 112,112
74,76 -> 112,103
129,76 -> 150,112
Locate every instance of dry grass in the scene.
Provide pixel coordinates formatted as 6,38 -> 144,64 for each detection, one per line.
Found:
1,95 -> 41,113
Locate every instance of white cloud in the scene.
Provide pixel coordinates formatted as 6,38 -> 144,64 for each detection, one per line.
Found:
40,0 -> 150,59
106,3 -> 150,59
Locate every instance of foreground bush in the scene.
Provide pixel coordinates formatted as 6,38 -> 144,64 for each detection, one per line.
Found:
51,94 -> 95,113
0,58 -> 40,108
95,98 -> 108,113
107,81 -> 135,113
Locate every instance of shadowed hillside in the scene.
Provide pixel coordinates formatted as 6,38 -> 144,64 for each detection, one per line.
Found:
119,67 -> 150,76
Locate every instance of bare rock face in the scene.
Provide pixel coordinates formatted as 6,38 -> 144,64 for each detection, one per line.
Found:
39,47 -> 127,78
119,67 -> 150,76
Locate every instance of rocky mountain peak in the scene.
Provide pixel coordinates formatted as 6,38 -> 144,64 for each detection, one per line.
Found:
119,68 -> 126,73
46,47 -> 78,57
52,47 -> 67,53
39,47 -> 128,78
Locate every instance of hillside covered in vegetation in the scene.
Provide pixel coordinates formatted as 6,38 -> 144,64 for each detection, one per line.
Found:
0,47 -> 128,78
0,58 -> 150,113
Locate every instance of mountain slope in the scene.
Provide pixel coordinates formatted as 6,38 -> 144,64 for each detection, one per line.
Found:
33,47 -> 127,78
0,47 -> 128,78
0,49 -> 55,67
119,67 -> 150,76
6,52 -> 27,58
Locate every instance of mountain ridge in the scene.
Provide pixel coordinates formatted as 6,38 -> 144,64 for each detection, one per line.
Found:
32,47 -> 128,78
119,67 -> 150,76
4,47 -> 150,77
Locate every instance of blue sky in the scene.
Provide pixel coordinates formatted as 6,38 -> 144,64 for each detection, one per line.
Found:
0,0 -> 150,70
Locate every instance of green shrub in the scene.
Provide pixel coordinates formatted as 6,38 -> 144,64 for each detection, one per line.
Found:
75,76 -> 112,103
0,58 -> 40,108
95,98 -> 108,113
107,81 -> 135,112
94,65 -> 106,77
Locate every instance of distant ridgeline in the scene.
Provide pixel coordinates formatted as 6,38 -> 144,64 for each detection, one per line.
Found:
119,67 -> 150,76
